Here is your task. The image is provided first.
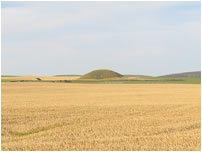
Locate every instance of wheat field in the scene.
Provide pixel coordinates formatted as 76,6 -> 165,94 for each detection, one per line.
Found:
1,82 -> 201,151
1,76 -> 80,81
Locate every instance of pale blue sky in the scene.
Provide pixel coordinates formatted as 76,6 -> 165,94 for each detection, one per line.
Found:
2,1 -> 201,76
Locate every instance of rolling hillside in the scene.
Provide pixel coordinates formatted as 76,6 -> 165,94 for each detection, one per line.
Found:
160,71 -> 201,78
80,69 -> 123,79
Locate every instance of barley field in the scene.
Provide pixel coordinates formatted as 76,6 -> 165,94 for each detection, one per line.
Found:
1,82 -> 201,151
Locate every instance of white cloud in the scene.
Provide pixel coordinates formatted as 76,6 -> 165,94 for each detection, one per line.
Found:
2,2 -> 180,36
2,2 -> 200,75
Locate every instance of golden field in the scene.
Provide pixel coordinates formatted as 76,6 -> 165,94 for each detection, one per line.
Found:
1,76 -> 147,81
1,82 -> 201,151
1,76 -> 80,81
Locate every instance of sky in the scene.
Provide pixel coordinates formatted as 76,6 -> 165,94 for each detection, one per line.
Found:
1,1 -> 201,76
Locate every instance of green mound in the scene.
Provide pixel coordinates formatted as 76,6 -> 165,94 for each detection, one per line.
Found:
80,69 -> 123,79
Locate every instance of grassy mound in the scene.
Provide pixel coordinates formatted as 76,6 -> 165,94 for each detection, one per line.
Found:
80,69 -> 123,79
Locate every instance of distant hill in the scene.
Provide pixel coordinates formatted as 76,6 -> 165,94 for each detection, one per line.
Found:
159,71 -> 201,78
80,69 -> 123,79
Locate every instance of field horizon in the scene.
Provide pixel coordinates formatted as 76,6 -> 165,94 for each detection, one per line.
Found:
2,1 -> 201,151
2,70 -> 201,78
2,70 -> 201,84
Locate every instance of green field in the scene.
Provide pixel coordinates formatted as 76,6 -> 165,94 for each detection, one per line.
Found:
1,79 -> 34,82
73,77 -> 201,84
1,77 -> 201,84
